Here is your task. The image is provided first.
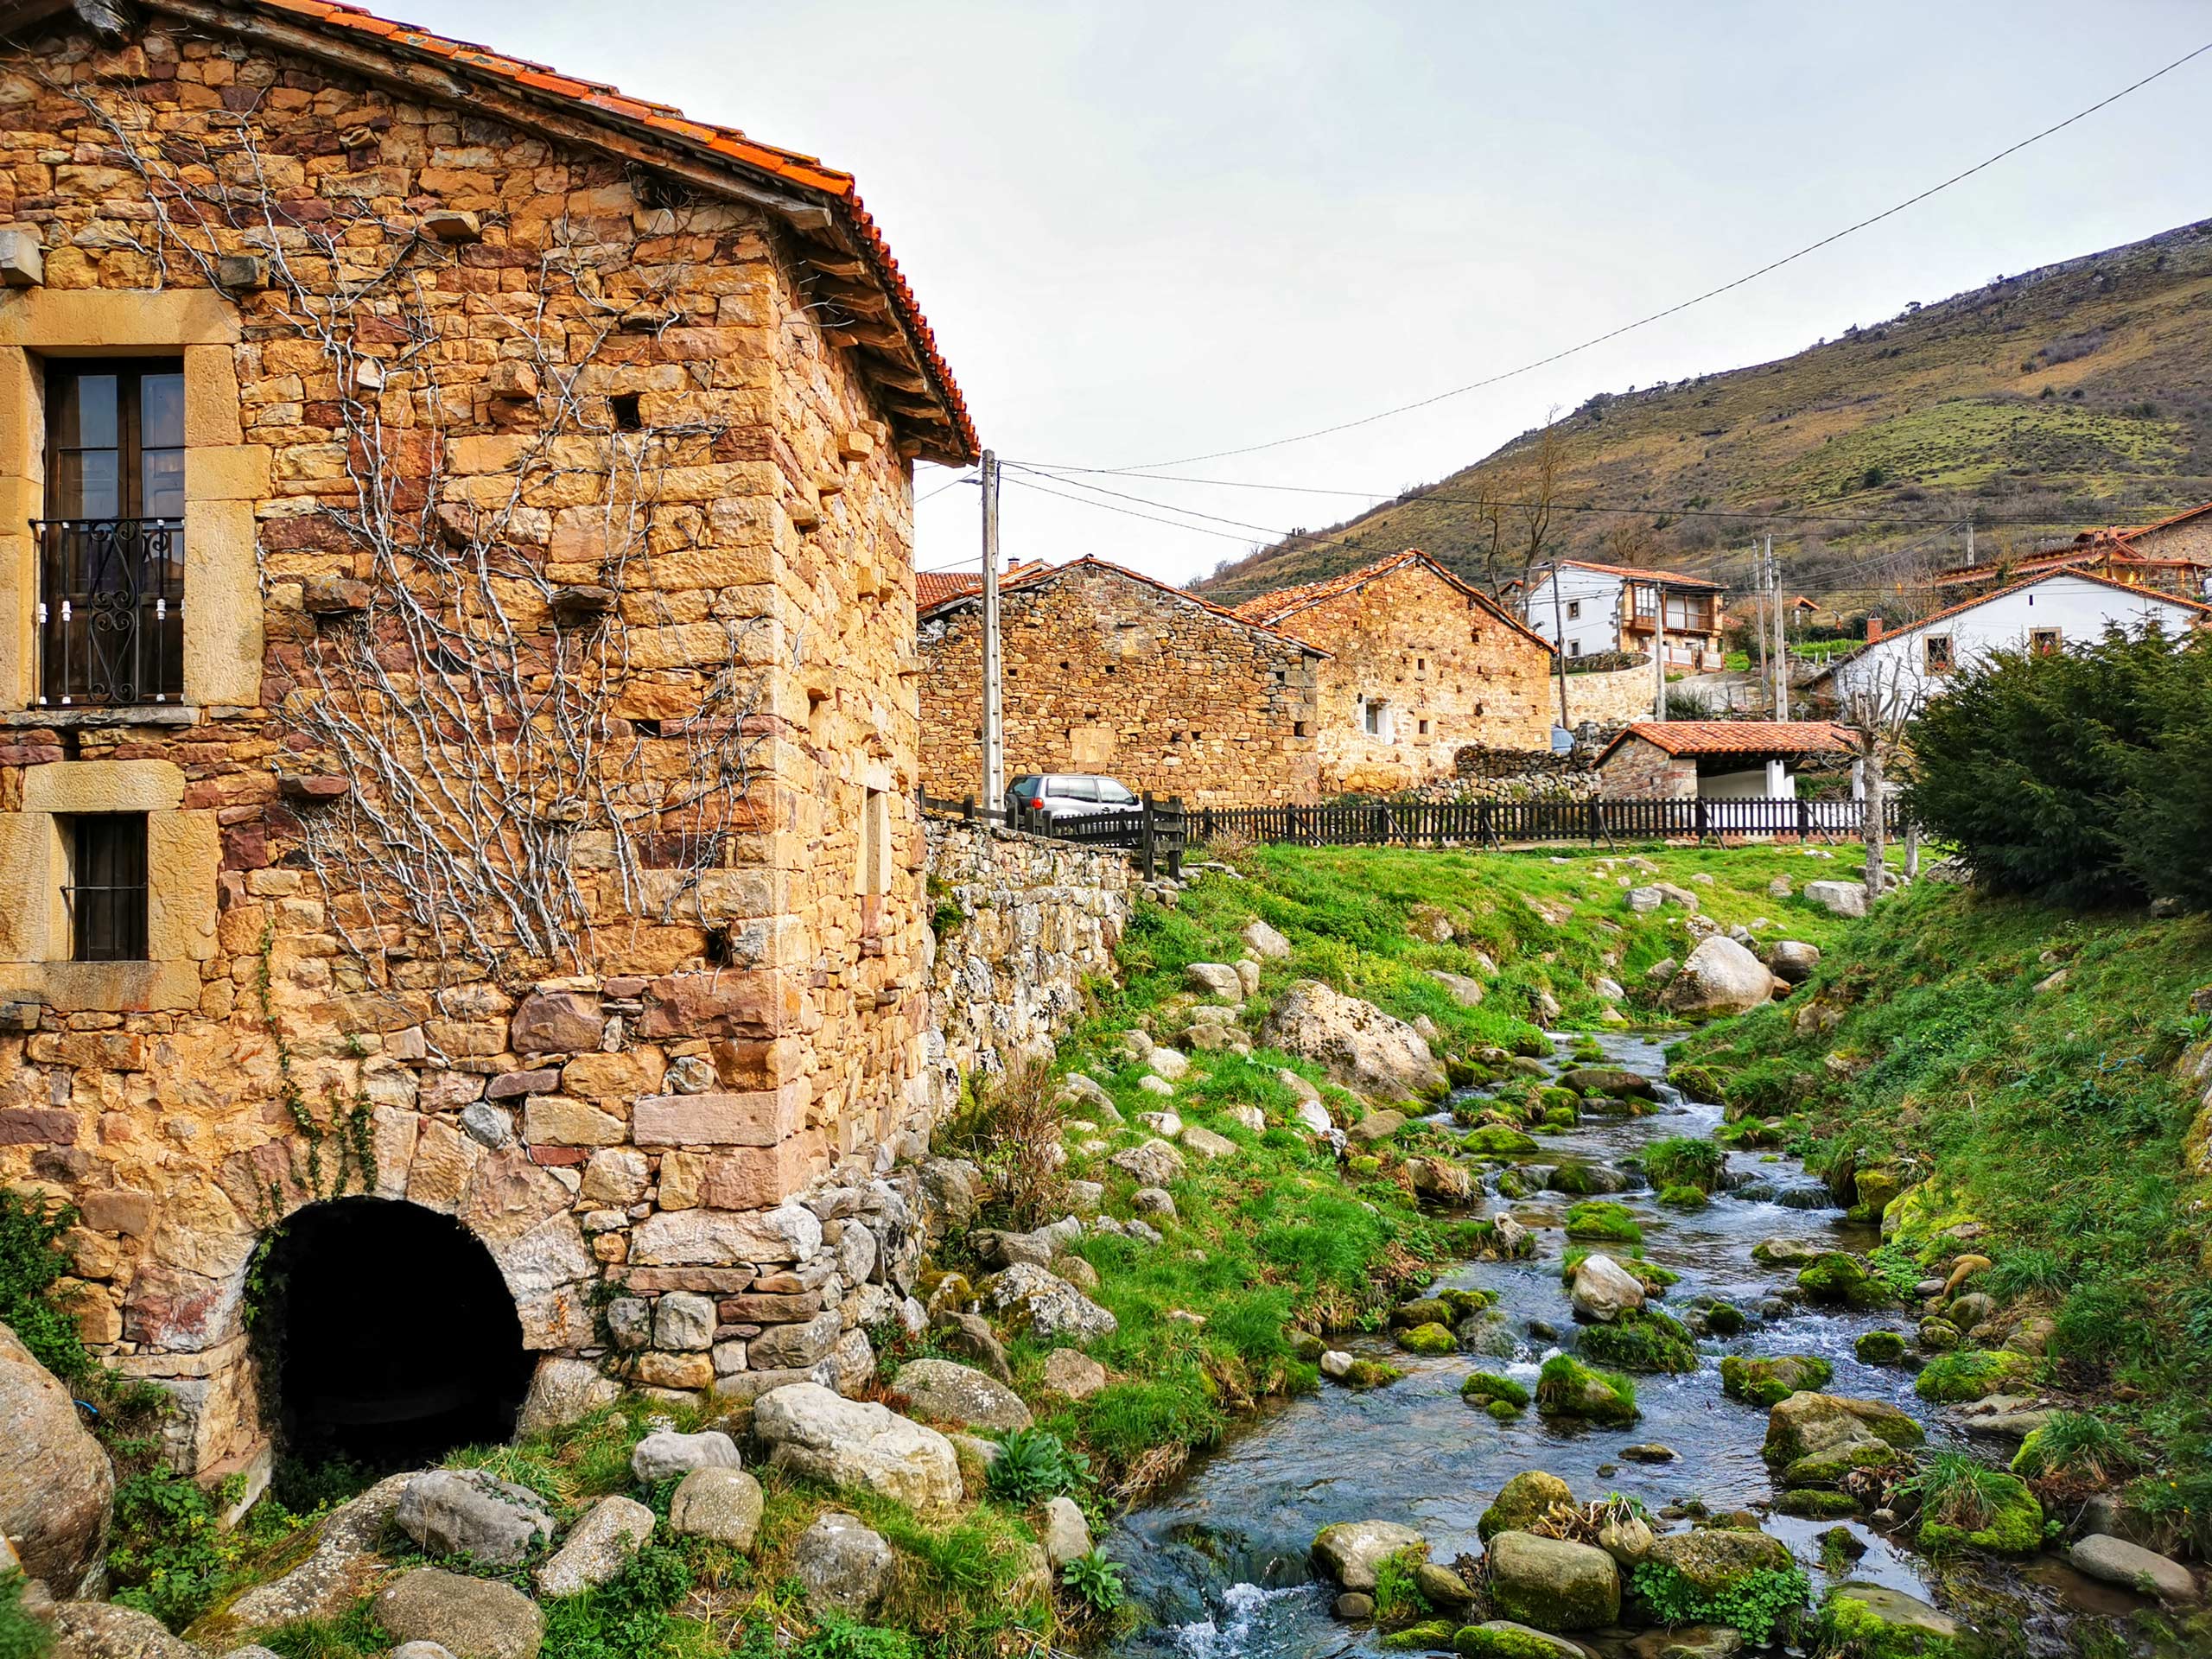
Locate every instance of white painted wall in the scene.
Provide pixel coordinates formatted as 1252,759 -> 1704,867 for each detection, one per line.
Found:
1700,765 -> 1796,801
1827,574 -> 2206,706
1522,566 -> 1627,661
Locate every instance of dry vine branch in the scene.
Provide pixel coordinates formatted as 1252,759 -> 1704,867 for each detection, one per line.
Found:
65,73 -> 775,979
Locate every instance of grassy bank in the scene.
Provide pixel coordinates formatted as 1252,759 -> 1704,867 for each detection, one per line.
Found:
1676,878 -> 2212,1551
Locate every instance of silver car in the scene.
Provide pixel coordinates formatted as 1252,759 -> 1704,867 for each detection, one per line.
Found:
1004,772 -> 1141,825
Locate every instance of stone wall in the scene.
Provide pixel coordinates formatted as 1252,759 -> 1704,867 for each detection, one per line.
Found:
1596,735 -> 1697,798
1261,559 -> 1555,794
1561,660 -> 1660,728
0,16 -> 950,1476
918,560 -> 1322,807
919,817 -> 1133,1090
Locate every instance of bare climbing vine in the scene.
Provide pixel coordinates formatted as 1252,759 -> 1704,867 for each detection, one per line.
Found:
60,70 -> 772,980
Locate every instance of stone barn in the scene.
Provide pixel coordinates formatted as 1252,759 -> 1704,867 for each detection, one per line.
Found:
1234,550 -> 1556,794
917,556 -> 1325,806
0,0 -> 975,1484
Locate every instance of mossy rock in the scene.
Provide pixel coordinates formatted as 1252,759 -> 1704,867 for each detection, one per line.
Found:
1440,1287 -> 1498,1320
1478,1470 -> 1573,1541
1382,1620 -> 1459,1651
1916,1471 -> 2042,1555
1691,1297 -> 1746,1336
1349,1154 -> 1383,1177
1484,1398 -> 1522,1422
1579,1309 -> 1698,1375
1657,1184 -> 1708,1209
1719,1353 -> 1832,1408
1396,1322 -> 1459,1356
1916,1319 -> 1960,1352
1453,1623 -> 1582,1659
1668,1063 -> 1726,1102
1535,1354 -> 1639,1426
1287,1329 -> 1327,1363
1461,1371 -> 1531,1410
1643,1524 -> 1795,1596
1914,1350 -> 2034,1404
1776,1489 -> 1865,1518
1465,1125 -> 1541,1156
1855,1331 -> 1908,1367
1816,1583 -> 1975,1658
1344,1358 -> 1404,1389
1797,1252 -> 1887,1309
1560,1248 -> 1676,1297
1391,1297 -> 1456,1329
1562,1201 -> 1643,1243
1537,1085 -> 1580,1114
1542,1107 -> 1579,1129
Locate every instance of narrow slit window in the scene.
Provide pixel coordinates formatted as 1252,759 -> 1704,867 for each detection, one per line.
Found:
63,813 -> 148,962
609,392 -> 643,431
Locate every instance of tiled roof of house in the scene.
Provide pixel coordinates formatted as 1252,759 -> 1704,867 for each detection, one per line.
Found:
1806,566 -> 2212,684
70,0 -> 976,461
919,556 -> 1330,654
913,563 -> 1046,609
1599,721 -> 1854,763
1553,558 -> 1726,592
2071,496 -> 2212,549
1230,550 -> 1554,652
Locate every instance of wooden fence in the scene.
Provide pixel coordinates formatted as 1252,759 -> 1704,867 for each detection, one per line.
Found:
920,788 -> 1897,868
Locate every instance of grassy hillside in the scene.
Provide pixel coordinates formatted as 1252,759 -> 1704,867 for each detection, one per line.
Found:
1679,880 -> 2212,1549
1198,218 -> 2212,620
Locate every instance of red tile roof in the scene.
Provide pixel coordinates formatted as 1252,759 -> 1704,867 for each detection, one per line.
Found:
914,563 -> 1046,609
1554,558 -> 1726,592
2072,496 -> 2212,549
1231,550 -> 1554,652
121,0 -> 976,460
1599,721 -> 1854,763
919,556 -> 1331,654
1807,566 -> 2212,683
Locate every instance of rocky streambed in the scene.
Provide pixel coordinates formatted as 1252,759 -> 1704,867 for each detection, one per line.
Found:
1106,1031 -> 2181,1659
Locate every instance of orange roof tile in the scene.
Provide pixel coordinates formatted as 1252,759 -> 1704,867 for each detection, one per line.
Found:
913,562 -> 1047,610
919,556 -> 1332,655
1553,557 -> 1726,592
1231,550 -> 1554,652
1599,721 -> 1854,763
129,0 -> 975,460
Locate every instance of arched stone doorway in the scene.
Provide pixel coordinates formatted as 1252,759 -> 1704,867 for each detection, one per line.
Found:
258,1197 -> 535,1469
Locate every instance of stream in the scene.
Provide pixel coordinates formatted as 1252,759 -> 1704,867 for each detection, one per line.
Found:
1108,1031 -> 2126,1658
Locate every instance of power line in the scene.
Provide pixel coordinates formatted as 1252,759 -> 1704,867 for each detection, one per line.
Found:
1055,38 -> 2212,474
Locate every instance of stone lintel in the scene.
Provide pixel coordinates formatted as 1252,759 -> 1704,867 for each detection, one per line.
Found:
632,1079 -> 804,1147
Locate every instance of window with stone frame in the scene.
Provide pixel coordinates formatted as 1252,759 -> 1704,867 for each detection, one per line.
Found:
38,359 -> 186,708
61,812 -> 149,963
2030,628 -> 2062,656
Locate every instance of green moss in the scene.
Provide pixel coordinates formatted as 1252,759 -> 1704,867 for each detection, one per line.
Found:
1797,1252 -> 1887,1309
1815,1586 -> 1972,1659
1381,1621 -> 1457,1651
1855,1331 -> 1908,1366
1562,1201 -> 1643,1243
1452,1626 -> 1565,1659
1643,1136 -> 1726,1194
1395,1322 -> 1459,1356
1535,1354 -> 1639,1425
1656,1184 -> 1708,1209
1460,1371 -> 1530,1409
1463,1126 -> 1539,1156
1343,1359 -> 1404,1390
1906,1456 -> 2044,1555
1914,1350 -> 2035,1404
1719,1353 -> 1832,1408
1578,1309 -> 1698,1375
1775,1490 -> 1864,1518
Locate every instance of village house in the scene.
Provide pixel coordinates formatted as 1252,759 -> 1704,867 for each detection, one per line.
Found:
0,0 -> 976,1481
917,556 -> 1324,806
1522,558 -> 1726,671
1596,720 -> 1853,801
1929,499 -> 2212,603
1812,569 -> 2212,709
1232,550 -> 1555,794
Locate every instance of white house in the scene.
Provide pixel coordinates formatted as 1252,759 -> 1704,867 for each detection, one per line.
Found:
1812,569 -> 2211,708
1522,559 -> 1726,670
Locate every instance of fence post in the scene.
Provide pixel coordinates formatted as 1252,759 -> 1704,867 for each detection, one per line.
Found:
1140,791 -> 1157,881
1167,796 -> 1184,879
1797,798 -> 1809,840
1694,798 -> 1709,841
961,794 -> 975,823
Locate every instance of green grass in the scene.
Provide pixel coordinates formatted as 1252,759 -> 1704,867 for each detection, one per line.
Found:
1679,878 -> 2212,1539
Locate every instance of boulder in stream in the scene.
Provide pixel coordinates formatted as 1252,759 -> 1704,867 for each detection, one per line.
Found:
1763,1392 -> 1923,1489
2067,1535 -> 2200,1604
1452,1623 -> 1586,1659
1643,1525 -> 1794,1597
1815,1584 -> 1963,1655
1719,1353 -> 1832,1408
1568,1253 -> 1647,1322
1478,1470 -> 1573,1541
1536,1355 -> 1639,1425
1311,1520 -> 1426,1590
1484,1530 -> 1622,1631
1661,936 -> 1778,1019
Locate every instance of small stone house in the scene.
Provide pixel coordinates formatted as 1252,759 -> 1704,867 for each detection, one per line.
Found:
1597,721 -> 1853,800
0,0 -> 975,1480
1234,550 -> 1555,794
917,556 -> 1325,806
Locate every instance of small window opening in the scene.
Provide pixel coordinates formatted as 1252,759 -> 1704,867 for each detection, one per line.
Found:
1415,657 -> 1427,671
1417,718 -> 1430,736
63,812 -> 148,962
1566,600 -> 1581,620
609,392 -> 643,431
1294,721 -> 1308,737
859,787 -> 891,899
1924,634 -> 1955,674
2030,628 -> 2062,656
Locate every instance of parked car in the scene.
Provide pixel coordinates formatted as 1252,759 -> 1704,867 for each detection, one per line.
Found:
1004,772 -> 1141,824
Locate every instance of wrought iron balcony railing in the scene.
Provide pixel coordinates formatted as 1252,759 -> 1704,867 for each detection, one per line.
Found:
34,518 -> 185,708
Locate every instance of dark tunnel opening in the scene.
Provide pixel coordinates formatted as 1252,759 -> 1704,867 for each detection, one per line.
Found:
261,1198 -> 533,1471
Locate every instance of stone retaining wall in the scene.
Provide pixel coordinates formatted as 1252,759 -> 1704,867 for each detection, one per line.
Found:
919,817 -> 1135,1090
1562,661 -> 1662,727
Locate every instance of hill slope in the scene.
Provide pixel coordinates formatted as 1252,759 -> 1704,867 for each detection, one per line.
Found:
1198,218 -> 2212,620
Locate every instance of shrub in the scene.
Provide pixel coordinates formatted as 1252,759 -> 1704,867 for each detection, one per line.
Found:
1900,1452 -> 2044,1554
1630,1560 -> 1809,1647
797,1617 -> 918,1659
987,1428 -> 1090,1503
105,1470 -> 252,1630
938,1063 -> 1066,1231
0,1573 -> 50,1659
0,1189 -> 88,1382
1643,1136 -> 1726,1194
1370,1547 -> 1430,1624
1061,1550 -> 1127,1616
2011,1410 -> 2140,1488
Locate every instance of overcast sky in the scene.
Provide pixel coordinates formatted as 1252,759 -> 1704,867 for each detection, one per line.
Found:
404,1 -> 2212,587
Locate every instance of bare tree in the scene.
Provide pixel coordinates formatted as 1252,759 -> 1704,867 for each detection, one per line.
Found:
1472,473 -> 1515,600
1837,657 -> 1924,900
1516,413 -> 1569,577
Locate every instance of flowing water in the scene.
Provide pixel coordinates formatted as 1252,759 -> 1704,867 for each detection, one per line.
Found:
1109,1032 -> 2115,1659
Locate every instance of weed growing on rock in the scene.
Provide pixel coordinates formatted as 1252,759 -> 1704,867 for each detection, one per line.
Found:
540,1545 -> 696,1659
1630,1560 -> 1809,1647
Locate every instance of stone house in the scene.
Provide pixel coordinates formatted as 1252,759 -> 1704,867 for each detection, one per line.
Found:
1596,721 -> 1853,800
917,556 -> 1325,806
1930,499 -> 2212,604
0,0 -> 976,1480
1233,550 -> 1555,795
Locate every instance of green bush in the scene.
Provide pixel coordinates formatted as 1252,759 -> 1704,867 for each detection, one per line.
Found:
1905,623 -> 2212,911
986,1428 -> 1090,1503
540,1544 -> 694,1659
1630,1561 -> 1809,1647
105,1471 -> 251,1630
1061,1550 -> 1128,1616
0,1573 -> 50,1659
1643,1136 -> 1726,1194
0,1189 -> 88,1382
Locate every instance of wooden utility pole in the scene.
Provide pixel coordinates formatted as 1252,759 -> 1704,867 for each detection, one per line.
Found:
1547,559 -> 1571,731
1752,548 -> 1769,715
979,450 -> 1004,807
